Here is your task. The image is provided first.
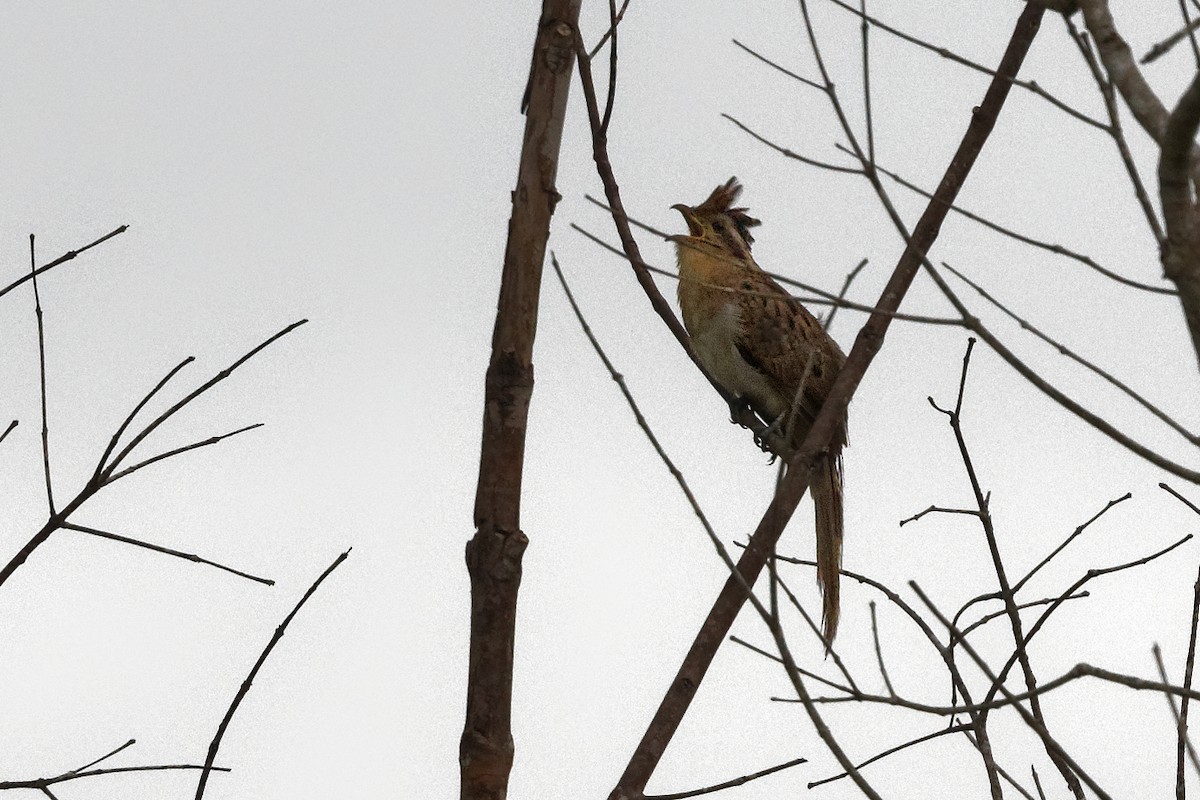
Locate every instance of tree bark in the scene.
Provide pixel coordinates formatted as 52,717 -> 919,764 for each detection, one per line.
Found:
461,3 -> 581,799
1159,71 -> 1200,372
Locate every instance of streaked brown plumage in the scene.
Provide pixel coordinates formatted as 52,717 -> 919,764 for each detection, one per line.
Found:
670,177 -> 848,644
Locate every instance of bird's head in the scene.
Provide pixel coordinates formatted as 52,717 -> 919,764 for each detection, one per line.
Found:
668,177 -> 762,261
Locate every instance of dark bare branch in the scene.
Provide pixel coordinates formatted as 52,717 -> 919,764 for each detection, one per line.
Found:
645,756 -> 807,800
62,522 -> 274,585
1157,69 -> 1200,367
0,225 -> 127,303
195,549 -> 348,800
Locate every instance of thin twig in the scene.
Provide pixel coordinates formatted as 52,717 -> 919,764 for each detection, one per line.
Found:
588,0 -> 631,58
869,601 -> 896,696
1012,492 -> 1130,594
103,422 -> 264,484
65,739 -> 136,775
863,155 -> 1172,294
1154,644 -> 1200,779
808,724 -> 968,788
1164,483 -> 1200,516
0,225 -> 128,303
102,320 -> 306,480
959,592 -> 1090,639
775,569 -> 858,690
62,522 -> 274,585
728,635 -> 854,694
600,0 -> 619,135
945,262 -> 1195,443
1032,765 -> 1048,800
93,356 -> 196,481
822,258 -> 867,332
1180,0 -> 1200,68
722,113 -> 862,174
1142,16 -> 1200,63
1064,17 -> 1166,247
859,0 -> 874,167
29,234 -> 54,515
550,254 -> 745,585
934,337 -> 1084,798
822,0 -> 1106,129
573,218 -> 962,326
731,38 -> 825,92
927,264 -> 1200,484
195,549 -> 349,800
646,757 -> 807,800
0,735 -> 229,794
1179,563 -> 1200,799
0,420 -> 16,447
912,584 -> 1113,800
0,764 -> 233,792
899,504 -> 981,526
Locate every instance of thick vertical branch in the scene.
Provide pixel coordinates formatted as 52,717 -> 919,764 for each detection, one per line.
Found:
608,6 -> 1044,798
1159,70 -> 1200,370
1079,0 -> 1200,191
461,3 -> 581,799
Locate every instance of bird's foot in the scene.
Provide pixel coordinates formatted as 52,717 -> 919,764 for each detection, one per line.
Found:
727,396 -> 754,426
754,414 -> 791,464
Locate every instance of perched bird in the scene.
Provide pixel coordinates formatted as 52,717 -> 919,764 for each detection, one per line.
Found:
669,177 -> 848,644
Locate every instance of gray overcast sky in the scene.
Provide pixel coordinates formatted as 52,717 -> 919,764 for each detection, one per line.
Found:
1,2 -> 1198,798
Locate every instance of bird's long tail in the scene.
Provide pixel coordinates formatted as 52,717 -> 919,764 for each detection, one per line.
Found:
813,449 -> 844,648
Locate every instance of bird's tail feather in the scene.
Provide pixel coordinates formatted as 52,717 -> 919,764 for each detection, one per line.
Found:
813,450 -> 844,649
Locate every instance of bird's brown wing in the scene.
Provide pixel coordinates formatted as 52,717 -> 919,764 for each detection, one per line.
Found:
733,267 -> 848,645
732,269 -> 846,446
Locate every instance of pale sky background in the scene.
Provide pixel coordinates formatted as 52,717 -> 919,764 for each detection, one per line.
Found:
1,2 -> 1198,799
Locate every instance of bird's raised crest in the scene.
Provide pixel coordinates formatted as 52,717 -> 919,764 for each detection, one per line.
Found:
693,177 -> 762,248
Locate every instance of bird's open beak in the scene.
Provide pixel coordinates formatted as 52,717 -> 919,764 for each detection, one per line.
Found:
670,203 -> 703,237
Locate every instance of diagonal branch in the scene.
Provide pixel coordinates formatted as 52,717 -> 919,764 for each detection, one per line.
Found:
604,5 -> 1046,797
194,549 -> 349,800
62,522 -> 274,585
0,225 -> 127,303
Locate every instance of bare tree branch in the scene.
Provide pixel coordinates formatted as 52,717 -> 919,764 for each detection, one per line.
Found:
1143,16 -> 1200,64
1079,0 -> 1200,189
0,738 -> 230,794
822,0 -> 1104,128
62,522 -> 274,585
1179,563 -> 1200,799
944,263 -> 1196,444
0,225 -> 127,303
0,420 -> 16,448
644,756 -> 807,800
194,549 -> 349,800
1157,69 -> 1200,368
1154,644 -> 1200,779
1064,17 -> 1166,246
463,4 -> 582,797
864,154 -> 1172,293
28,234 -> 54,515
